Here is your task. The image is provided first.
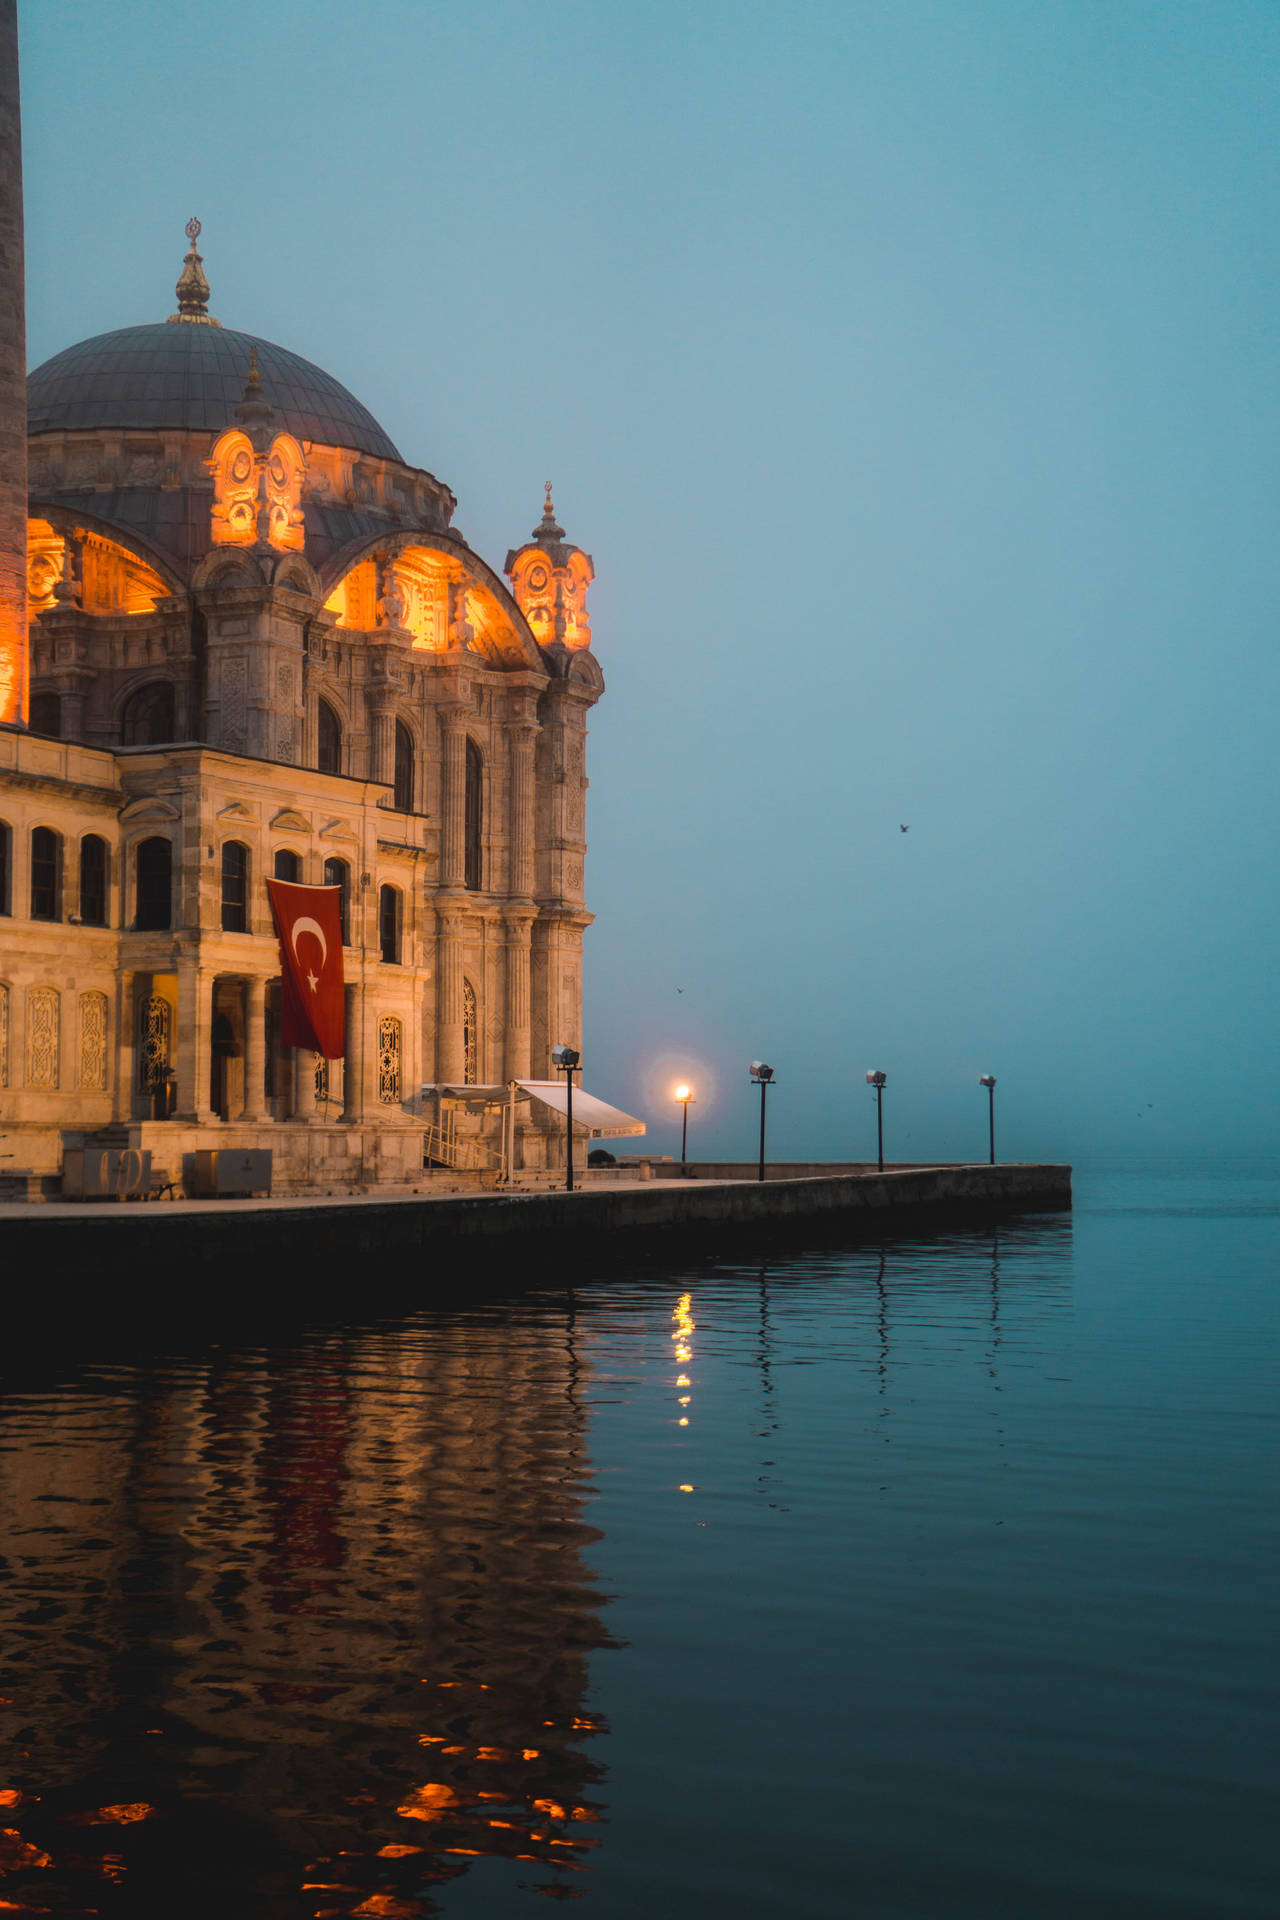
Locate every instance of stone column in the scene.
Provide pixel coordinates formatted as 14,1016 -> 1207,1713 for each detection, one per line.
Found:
293,1047 -> 318,1121
368,689 -> 397,790
439,709 -> 468,887
176,962 -> 215,1124
113,972 -> 135,1122
342,984 -> 365,1121
436,910 -> 465,1083
503,913 -> 534,1082
241,975 -> 267,1121
508,721 -> 538,898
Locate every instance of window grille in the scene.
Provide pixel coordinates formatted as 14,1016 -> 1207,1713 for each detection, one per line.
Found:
25,986 -> 60,1088
135,838 -> 172,930
314,1054 -> 329,1101
79,835 -> 108,926
377,1015 -> 402,1104
394,720 -> 414,812
317,698 -> 342,774
221,842 -> 249,932
323,857 -> 349,942
463,979 -> 478,1085
78,991 -> 108,1090
138,994 -> 171,1092
31,827 -> 61,921
122,681 -> 175,746
464,739 -> 482,890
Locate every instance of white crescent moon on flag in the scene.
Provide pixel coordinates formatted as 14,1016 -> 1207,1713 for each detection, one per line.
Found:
291,917 -> 328,970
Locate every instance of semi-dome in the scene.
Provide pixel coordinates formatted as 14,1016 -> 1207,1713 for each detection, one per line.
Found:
27,321 -> 403,463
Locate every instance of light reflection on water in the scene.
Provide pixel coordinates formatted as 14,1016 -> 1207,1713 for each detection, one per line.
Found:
1,1178 -> 1277,1917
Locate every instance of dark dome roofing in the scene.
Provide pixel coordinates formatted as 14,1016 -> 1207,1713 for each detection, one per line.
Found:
27,322 -> 403,463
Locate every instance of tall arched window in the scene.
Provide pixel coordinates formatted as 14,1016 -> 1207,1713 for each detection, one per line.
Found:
135,837 -> 172,930
393,720 -> 414,812
323,856 -> 350,944
379,884 -> 400,964
317,698 -> 342,775
79,835 -> 108,926
29,691 -> 61,738
464,739 -> 482,890
121,681 -> 175,747
221,842 -> 249,932
0,820 -> 10,915
30,827 -> 62,921
274,849 -> 301,882
463,979 -> 477,1085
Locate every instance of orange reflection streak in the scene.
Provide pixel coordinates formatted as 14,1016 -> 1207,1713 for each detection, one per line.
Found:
396,1783 -> 461,1821
61,1802 -> 157,1826
0,1828 -> 52,1870
352,1897 -> 420,1918
376,1845 -> 422,1858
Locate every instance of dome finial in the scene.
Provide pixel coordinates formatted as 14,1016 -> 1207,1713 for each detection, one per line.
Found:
168,215 -> 221,327
535,479 -> 565,543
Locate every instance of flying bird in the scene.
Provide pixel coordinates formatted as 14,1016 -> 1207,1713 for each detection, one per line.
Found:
676,987 -> 684,994
900,824 -> 910,833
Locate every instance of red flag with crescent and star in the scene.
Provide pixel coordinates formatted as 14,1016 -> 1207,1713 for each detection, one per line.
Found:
266,879 -> 346,1058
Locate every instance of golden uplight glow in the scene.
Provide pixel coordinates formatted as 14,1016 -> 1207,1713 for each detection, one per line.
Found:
27,520 -> 166,616
675,1084 -> 691,1102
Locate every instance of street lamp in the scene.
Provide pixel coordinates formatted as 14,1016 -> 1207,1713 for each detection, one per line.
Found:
750,1062 -> 774,1183
866,1070 -> 887,1171
675,1084 -> 694,1176
979,1075 -> 997,1165
552,1044 -> 580,1191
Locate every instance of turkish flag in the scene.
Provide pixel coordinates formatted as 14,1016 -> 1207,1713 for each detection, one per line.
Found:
267,880 -> 346,1058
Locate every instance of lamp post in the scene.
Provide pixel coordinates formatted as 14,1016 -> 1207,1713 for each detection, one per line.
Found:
979,1075 -> 997,1165
750,1062 -> 773,1183
552,1044 -> 580,1191
675,1084 -> 694,1175
866,1070 -> 887,1172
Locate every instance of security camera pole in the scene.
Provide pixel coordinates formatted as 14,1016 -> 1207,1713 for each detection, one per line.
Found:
553,1045 -> 580,1190
979,1075 -> 997,1165
866,1070 -> 887,1172
750,1062 -> 774,1183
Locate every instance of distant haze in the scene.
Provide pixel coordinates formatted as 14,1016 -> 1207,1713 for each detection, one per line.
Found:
20,0 -> 1279,1167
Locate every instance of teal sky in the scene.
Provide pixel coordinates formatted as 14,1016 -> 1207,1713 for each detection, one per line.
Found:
19,0 -> 1280,1167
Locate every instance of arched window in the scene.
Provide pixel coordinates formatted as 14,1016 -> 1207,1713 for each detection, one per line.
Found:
79,835 -> 108,926
323,856 -> 350,944
464,739 -> 482,890
0,820 -> 10,915
317,698 -> 342,775
379,884 -> 400,964
29,691 -> 61,738
221,842 -> 249,932
393,720 -> 414,812
121,681 -> 175,747
274,849 -> 301,882
30,827 -> 61,921
135,837 -> 172,930
463,979 -> 477,1085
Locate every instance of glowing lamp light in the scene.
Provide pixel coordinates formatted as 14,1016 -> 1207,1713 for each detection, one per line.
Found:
674,1083 -> 695,1175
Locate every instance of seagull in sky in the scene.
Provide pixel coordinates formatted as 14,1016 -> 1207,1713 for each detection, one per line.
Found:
900,823 -> 910,833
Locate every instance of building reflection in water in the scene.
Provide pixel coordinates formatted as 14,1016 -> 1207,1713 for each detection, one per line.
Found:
0,1311 -> 614,1917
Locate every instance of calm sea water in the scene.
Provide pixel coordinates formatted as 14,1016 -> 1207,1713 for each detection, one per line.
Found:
1,1170 -> 1276,1918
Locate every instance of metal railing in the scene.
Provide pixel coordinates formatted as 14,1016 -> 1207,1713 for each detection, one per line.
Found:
423,1123 -> 505,1173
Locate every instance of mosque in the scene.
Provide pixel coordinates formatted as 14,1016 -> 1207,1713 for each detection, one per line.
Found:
0,12 -> 632,1194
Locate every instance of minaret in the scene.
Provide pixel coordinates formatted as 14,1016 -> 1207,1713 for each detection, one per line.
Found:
0,0 -> 28,728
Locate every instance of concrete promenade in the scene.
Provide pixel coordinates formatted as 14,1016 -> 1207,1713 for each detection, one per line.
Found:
2,1162 -> 1070,1293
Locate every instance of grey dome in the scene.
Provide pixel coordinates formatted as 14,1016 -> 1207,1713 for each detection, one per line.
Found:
27,322 -> 403,463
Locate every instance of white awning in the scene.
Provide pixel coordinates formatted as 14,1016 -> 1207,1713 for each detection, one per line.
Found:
516,1079 -> 646,1138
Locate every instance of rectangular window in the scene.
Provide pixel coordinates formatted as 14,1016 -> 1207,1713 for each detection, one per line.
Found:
31,828 -> 61,922
379,885 -> 399,964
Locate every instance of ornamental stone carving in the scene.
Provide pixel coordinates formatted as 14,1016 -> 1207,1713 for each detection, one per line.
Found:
25,986 -> 59,1088
78,990 -> 108,1090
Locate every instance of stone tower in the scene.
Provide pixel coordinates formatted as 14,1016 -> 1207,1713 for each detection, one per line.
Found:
0,0 -> 27,728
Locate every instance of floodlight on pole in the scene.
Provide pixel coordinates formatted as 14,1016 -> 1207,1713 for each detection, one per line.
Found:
979,1075 -> 997,1165
750,1062 -> 774,1183
675,1084 -> 694,1176
552,1044 -> 580,1191
866,1070 -> 887,1172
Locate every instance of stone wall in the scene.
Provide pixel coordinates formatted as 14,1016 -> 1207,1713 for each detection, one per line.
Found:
0,0 -> 27,728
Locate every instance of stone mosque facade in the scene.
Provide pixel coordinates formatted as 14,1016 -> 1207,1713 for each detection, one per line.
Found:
0,182 -> 605,1191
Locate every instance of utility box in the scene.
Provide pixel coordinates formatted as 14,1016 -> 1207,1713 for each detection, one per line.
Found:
194,1149 -> 272,1197
62,1148 -> 152,1200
